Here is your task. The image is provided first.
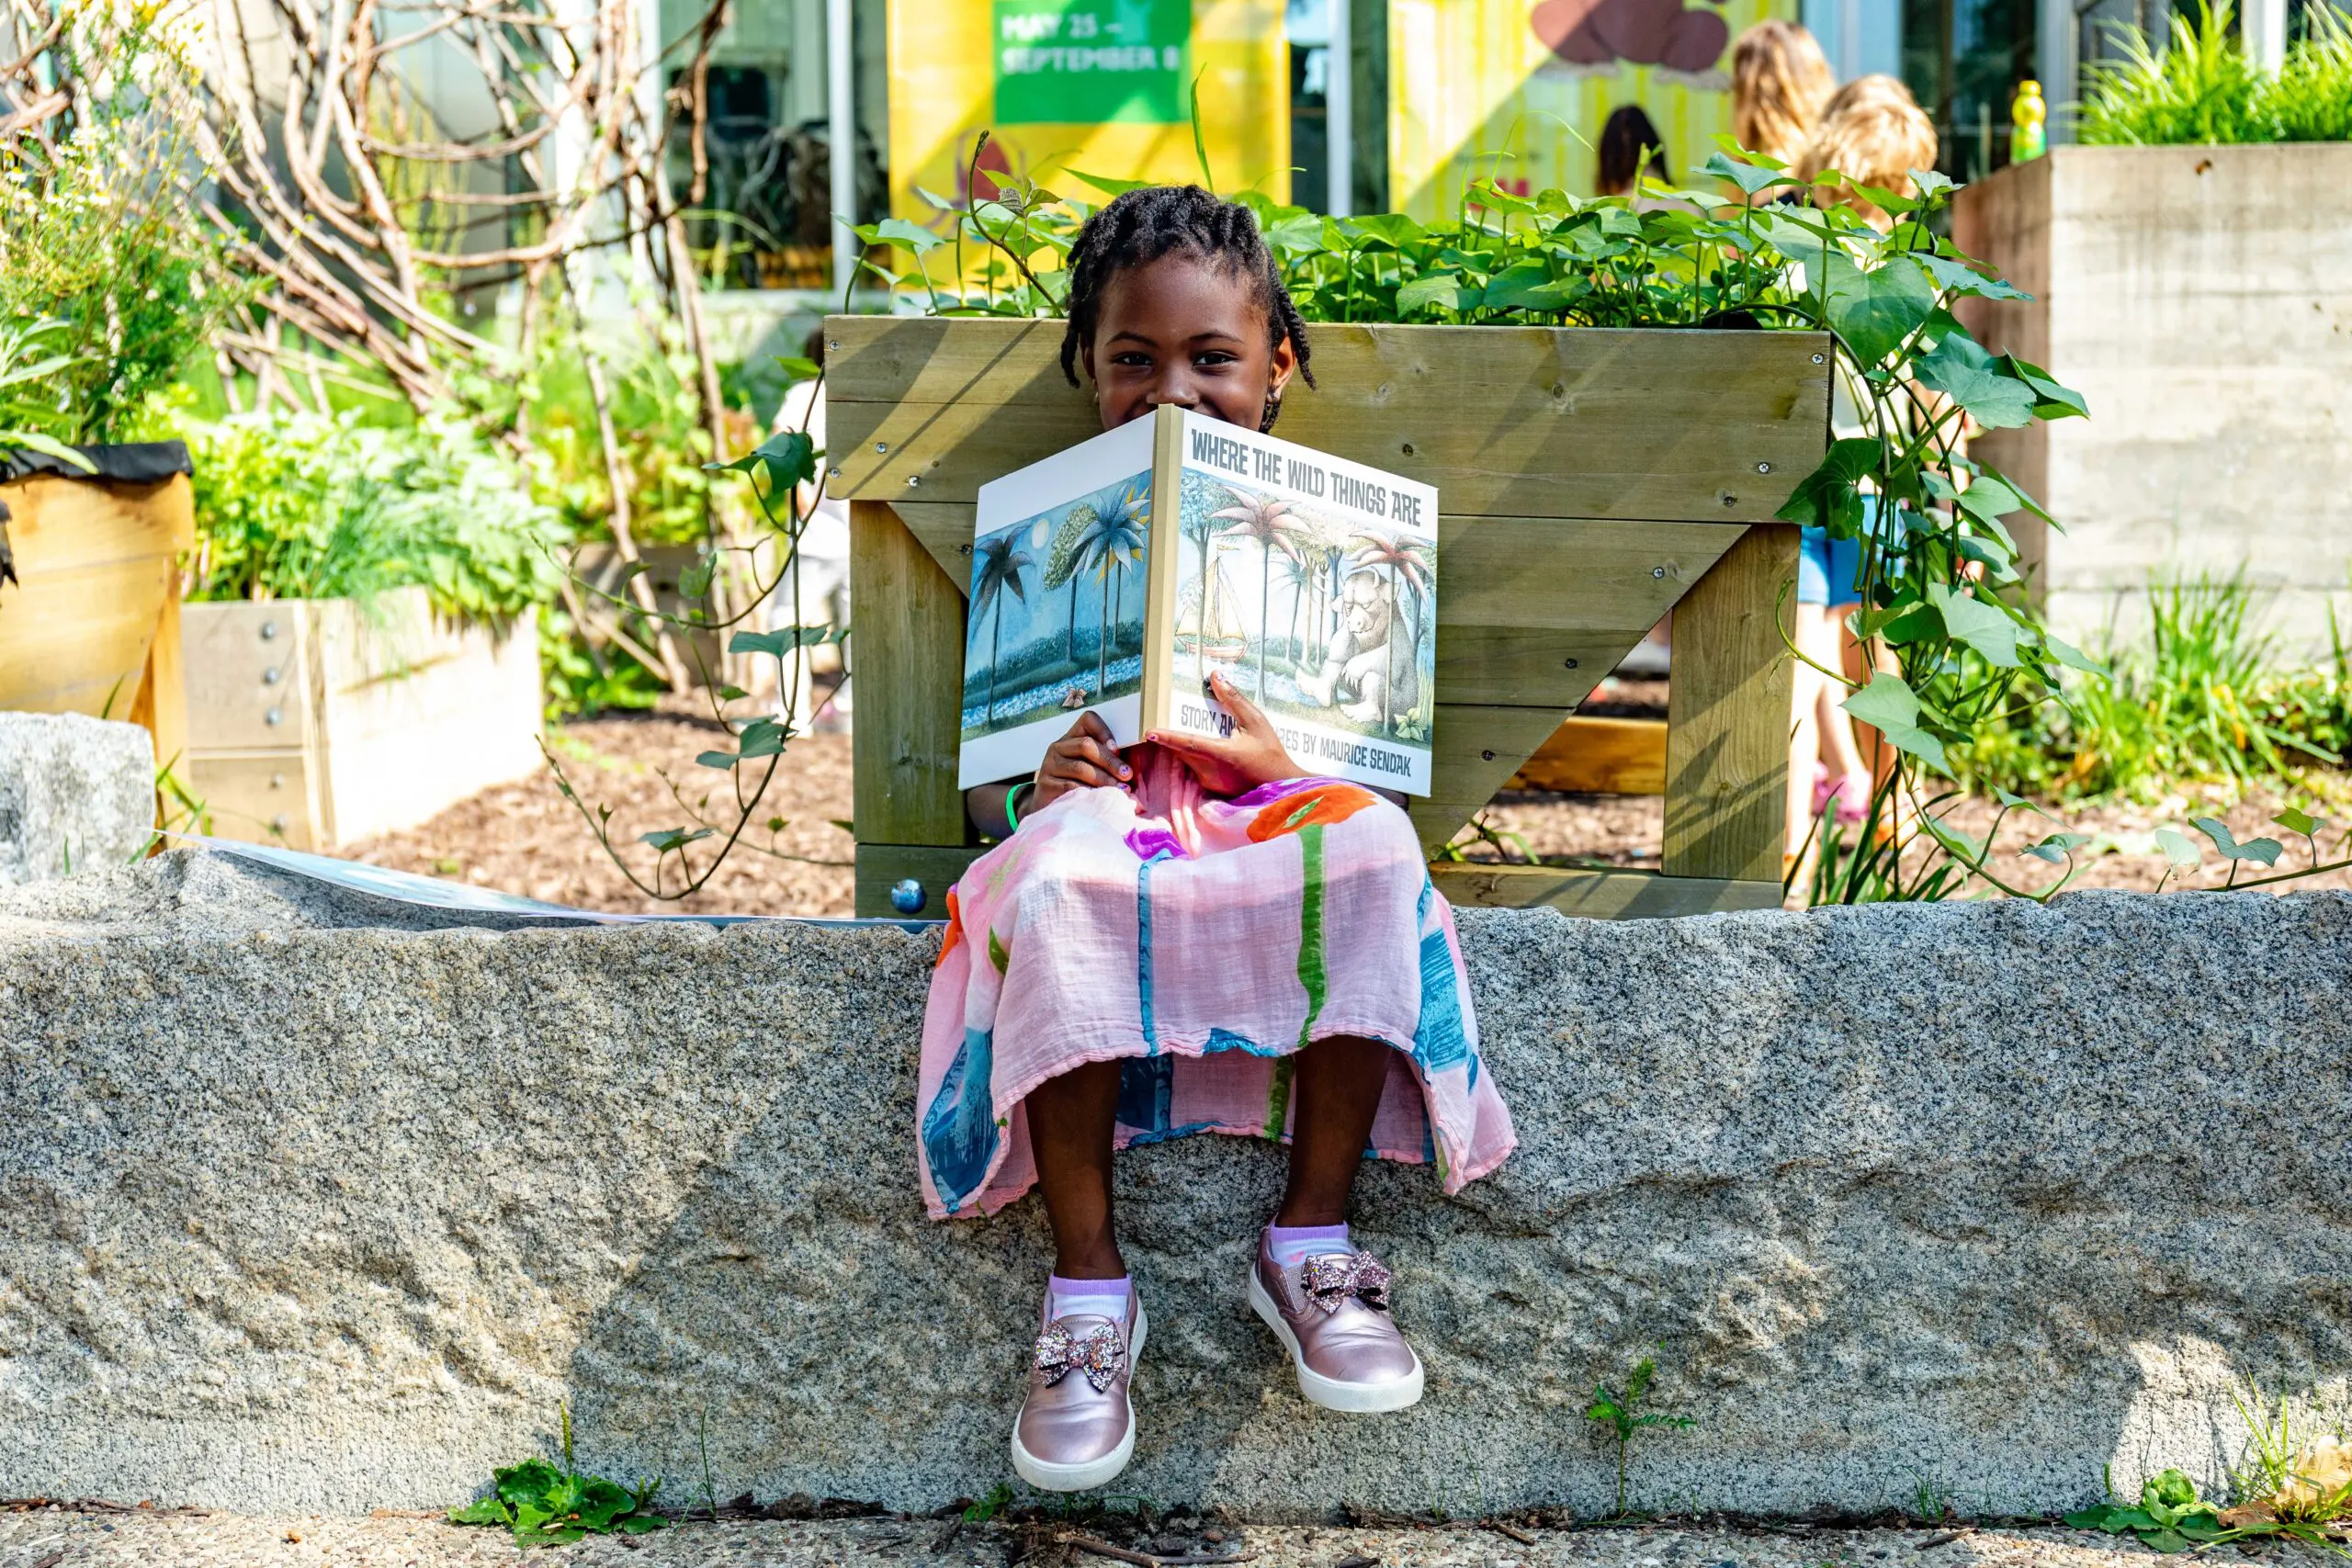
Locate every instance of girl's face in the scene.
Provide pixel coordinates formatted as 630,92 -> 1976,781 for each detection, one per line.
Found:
1080,252 -> 1298,433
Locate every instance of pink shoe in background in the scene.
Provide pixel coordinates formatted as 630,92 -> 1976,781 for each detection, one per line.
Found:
1012,1292 -> 1147,1491
1248,1232 -> 1424,1414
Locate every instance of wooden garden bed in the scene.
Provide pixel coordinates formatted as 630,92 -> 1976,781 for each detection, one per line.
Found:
823,315 -> 1829,919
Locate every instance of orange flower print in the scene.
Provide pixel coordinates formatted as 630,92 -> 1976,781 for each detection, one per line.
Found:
1247,783 -> 1381,842
933,887 -> 965,970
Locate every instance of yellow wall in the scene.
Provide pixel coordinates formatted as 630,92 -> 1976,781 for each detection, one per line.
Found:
888,0 -> 1290,237
1388,0 -> 1799,220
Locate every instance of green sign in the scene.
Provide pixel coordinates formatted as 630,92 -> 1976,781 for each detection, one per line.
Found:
991,0 -> 1190,126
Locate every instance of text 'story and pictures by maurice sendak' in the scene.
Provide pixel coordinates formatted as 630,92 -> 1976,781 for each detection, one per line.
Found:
957,405 -> 1439,796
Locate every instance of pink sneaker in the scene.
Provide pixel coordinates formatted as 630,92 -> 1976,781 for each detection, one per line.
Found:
1248,1233 -> 1424,1414
1011,1291 -> 1147,1491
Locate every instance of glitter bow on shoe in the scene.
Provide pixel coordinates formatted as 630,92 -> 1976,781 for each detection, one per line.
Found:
1301,1251 -> 1395,1314
1034,1321 -> 1126,1391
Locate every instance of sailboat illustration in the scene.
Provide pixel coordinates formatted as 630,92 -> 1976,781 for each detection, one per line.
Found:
1177,547 -> 1250,666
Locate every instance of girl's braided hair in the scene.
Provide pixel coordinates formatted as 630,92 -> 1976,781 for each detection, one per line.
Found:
1057,185 -> 1315,424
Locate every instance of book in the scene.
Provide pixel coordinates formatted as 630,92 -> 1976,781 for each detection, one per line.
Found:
957,404 -> 1439,795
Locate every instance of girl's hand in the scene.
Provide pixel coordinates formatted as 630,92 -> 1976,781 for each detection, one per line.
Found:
1148,671 -> 1302,796
1030,711 -> 1132,812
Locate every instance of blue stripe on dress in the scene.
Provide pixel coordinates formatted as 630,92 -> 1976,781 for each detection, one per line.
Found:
1204,1026 -> 1283,1056
1116,1055 -> 1176,1134
920,1026 -> 1000,1213
1412,878 -> 1470,1076
1137,853 -> 1159,1055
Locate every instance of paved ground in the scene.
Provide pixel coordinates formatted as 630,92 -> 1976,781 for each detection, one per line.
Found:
6,1504 -> 2311,1568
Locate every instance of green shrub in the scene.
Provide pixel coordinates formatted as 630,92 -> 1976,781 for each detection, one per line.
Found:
2264,3 -> 2352,141
2081,0 -> 2352,146
186,410 -> 570,626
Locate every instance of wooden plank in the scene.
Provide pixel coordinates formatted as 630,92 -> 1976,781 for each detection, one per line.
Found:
1510,716 -> 1668,796
826,317 -> 1831,524
0,474 -> 187,719
850,501 -> 968,866
1408,703 -> 1587,856
891,501 -> 981,586
129,565 -> 187,786
1430,862 -> 1781,919
185,601 -> 319,751
854,843 -> 986,919
183,749 -> 324,852
1662,523 -> 1800,884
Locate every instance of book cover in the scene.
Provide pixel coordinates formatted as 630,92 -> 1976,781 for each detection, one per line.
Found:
959,406 -> 1438,795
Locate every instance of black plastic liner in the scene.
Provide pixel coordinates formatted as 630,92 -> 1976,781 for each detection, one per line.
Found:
0,439 -> 194,485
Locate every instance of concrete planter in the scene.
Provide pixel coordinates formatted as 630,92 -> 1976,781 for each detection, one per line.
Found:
1954,143 -> 2352,658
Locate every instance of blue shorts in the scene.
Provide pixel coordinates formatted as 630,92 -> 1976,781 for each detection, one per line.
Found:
1797,498 -> 1893,607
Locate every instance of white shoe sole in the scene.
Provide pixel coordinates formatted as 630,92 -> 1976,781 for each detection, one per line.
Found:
1010,1302 -> 1148,1493
1248,1270 -> 1425,1414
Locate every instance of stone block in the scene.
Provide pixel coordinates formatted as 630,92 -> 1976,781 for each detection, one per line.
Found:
1,851 -> 2347,1518
0,711 -> 153,887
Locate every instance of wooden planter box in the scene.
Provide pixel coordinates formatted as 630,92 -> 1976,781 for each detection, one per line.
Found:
1955,144 -> 2352,657
0,462 -> 194,778
824,315 -> 1829,919
182,588 -> 543,851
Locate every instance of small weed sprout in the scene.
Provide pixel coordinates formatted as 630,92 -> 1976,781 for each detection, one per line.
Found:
1584,1354 -> 1695,1518
964,1482 -> 1017,1524
446,1402 -> 666,1547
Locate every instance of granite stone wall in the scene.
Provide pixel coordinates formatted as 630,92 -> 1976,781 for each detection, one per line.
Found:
3,851 -> 2347,1517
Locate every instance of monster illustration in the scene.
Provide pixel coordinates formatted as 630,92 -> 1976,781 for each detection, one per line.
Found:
1296,569 -> 1422,730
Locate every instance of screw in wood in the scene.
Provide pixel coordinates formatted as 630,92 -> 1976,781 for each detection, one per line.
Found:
1480,750 -> 1495,761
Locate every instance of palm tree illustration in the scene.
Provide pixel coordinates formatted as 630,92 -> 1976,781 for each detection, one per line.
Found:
1080,482 -> 1150,694
1177,481 -> 1221,654
1343,534 -> 1435,733
1209,489 -> 1304,700
1271,546 -> 1309,671
1041,500 -> 1099,666
971,533 -> 1035,725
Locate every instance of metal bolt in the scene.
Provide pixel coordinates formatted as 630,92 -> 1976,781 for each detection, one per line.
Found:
265,706 -> 283,727
1400,442 -> 1416,457
260,621 -> 278,640
1812,353 -> 1826,364
828,466 -> 842,479
889,878 -> 928,915
1652,566 -> 1667,579
1563,657 -> 1579,669
1480,749 -> 1496,762
262,666 -> 280,685
269,772 -> 285,789
959,543 -> 973,555
906,475 -> 921,489
269,814 -> 288,834
1757,461 -> 1772,474
828,338 -> 840,351
875,441 -> 888,454
1722,495 -> 1738,507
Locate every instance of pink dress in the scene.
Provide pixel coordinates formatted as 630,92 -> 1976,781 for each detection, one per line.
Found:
916,745 -> 1517,1218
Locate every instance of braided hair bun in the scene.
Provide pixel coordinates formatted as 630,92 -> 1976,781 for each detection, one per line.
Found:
1057,185 -> 1316,423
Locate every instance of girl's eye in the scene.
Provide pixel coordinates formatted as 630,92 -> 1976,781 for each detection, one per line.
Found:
1193,350 -> 1238,367
1110,351 -> 1153,367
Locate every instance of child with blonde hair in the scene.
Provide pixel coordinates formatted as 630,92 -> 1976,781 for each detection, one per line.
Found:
1730,19 -> 1836,167
1785,74 -> 1945,863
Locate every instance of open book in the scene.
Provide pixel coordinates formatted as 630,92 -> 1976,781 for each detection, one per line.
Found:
957,404 -> 1438,795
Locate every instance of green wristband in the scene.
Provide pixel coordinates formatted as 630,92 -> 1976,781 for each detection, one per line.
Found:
1005,780 -> 1036,829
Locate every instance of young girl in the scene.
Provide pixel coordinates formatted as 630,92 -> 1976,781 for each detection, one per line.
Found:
1729,19 -> 1836,173
917,186 -> 1518,1493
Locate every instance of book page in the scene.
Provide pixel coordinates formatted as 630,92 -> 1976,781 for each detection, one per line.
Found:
1165,410 -> 1440,795
958,419 -> 1157,789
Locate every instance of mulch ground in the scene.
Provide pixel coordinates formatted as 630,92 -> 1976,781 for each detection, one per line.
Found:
344,689 -> 2351,917
0,1503 -> 2298,1568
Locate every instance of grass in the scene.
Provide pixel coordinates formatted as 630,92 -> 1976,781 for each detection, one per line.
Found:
2082,0 -> 2352,145
1955,575 -> 2349,804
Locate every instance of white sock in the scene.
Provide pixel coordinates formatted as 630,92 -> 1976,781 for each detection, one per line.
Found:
1265,1222 -> 1354,1271
1046,1273 -> 1132,1323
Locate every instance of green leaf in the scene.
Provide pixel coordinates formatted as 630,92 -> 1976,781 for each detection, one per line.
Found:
695,750 -> 740,771
737,717 -> 787,760
614,1514 -> 669,1535
494,1458 -> 566,1507
1928,581 -> 2022,668
639,827 -> 716,853
717,684 -> 750,702
1913,333 -> 2037,429
1842,672 -> 1951,772
2000,355 -> 2089,421
1826,255 -> 1937,366
573,1477 -> 635,1531
2042,634 -> 2106,675
2064,1506 -> 2122,1530
2141,1529 -> 2194,1554
1395,272 -> 1467,314
751,429 -> 819,491
872,218 -> 944,254
2190,818 -> 2282,865
2275,807 -> 2327,842
987,926 -> 1010,975
1702,150 -> 1801,197
448,1497 -> 513,1527
1773,436 -> 1883,531
1060,167 -> 1152,197
731,625 -> 841,658
1343,212 -> 1427,250
1910,251 -> 2031,302
771,355 -> 822,386
2153,826 -> 2202,870
2021,831 -> 2093,863
678,554 -> 715,600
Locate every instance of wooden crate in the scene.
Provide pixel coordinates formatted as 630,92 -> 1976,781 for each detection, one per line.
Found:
824,316 -> 1826,919
0,471 -> 194,779
183,588 -> 544,851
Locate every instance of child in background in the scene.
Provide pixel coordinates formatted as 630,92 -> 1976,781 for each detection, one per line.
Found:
922,186 -> 1517,1495
1786,75 -> 1945,860
1596,105 -> 1669,199
1729,19 -> 1836,173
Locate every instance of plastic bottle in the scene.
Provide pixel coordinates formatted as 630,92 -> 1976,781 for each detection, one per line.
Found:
2010,79 -> 2047,164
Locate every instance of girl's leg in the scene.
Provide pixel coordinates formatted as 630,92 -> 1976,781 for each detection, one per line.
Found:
1276,1033 -> 1392,1225
1815,603 -> 1872,796
1786,604 -> 1831,857
1027,1059 -> 1126,1279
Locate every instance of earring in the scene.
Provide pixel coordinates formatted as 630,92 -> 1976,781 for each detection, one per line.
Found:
1259,391 -> 1283,434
